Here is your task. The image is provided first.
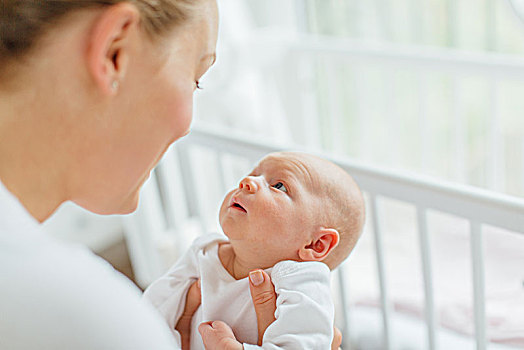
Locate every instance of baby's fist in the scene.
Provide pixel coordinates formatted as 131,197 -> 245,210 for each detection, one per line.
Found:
198,321 -> 243,350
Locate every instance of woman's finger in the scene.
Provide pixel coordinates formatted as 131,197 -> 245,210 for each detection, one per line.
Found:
332,326 -> 342,350
248,269 -> 277,345
184,279 -> 202,315
175,279 -> 201,350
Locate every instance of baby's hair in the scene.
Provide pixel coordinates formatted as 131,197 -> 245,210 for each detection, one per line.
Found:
320,166 -> 365,270
0,0 -> 202,77
275,152 -> 366,270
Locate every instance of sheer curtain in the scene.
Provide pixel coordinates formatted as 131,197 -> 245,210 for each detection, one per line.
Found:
195,0 -> 524,197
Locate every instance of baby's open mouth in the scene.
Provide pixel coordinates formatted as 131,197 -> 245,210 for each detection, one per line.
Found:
232,202 -> 247,213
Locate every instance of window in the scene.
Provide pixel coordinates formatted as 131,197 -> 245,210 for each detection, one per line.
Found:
195,0 -> 524,197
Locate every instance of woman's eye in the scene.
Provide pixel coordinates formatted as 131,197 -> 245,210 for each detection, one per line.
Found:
272,182 -> 287,193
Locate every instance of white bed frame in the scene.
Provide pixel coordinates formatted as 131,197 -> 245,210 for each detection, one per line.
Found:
123,123 -> 524,350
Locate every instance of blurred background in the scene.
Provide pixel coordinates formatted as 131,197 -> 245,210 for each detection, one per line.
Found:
43,0 -> 524,348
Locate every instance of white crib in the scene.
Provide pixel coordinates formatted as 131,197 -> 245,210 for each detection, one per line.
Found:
123,123 -> 524,350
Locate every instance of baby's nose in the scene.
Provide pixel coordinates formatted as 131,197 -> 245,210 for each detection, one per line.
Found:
239,177 -> 258,193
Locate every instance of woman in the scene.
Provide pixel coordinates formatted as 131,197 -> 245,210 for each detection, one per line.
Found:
0,1 -> 341,349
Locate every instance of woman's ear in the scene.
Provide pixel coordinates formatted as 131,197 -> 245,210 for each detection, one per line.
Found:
298,228 -> 340,262
86,3 -> 140,95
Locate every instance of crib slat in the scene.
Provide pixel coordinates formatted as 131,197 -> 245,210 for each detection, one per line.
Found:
410,0 -> 424,44
176,144 -> 201,225
384,72 -> 400,166
336,264 -> 351,349
471,221 -> 487,350
452,77 -> 466,183
417,73 -> 430,173
370,194 -> 392,350
487,80 -> 503,192
297,55 -> 321,149
417,207 -> 437,350
354,63 -> 369,160
522,139 -> 524,195
324,58 -> 344,153
376,0 -> 392,41
446,0 -> 457,46
156,148 -> 189,231
485,0 -> 496,51
214,151 -> 227,195
122,172 -> 166,287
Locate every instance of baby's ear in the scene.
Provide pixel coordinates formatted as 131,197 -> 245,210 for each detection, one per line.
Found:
298,228 -> 339,262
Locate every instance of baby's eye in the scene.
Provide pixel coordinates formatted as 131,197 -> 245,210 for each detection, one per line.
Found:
272,182 -> 287,193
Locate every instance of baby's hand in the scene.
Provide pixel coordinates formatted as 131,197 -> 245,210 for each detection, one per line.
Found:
198,321 -> 243,350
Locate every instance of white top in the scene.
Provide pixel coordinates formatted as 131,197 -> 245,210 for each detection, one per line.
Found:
0,181 -> 177,350
144,234 -> 334,350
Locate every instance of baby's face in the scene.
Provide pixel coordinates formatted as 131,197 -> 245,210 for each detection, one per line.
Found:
219,152 -> 325,267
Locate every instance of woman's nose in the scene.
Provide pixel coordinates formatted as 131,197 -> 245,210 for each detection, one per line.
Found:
239,177 -> 258,193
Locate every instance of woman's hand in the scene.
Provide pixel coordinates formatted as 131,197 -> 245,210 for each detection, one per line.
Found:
247,269 -> 277,345
197,270 -> 275,350
247,269 -> 343,350
332,326 -> 342,350
200,269 -> 343,349
175,279 -> 202,350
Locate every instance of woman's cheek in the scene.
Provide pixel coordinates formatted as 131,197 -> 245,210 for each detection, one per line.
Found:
166,90 -> 194,141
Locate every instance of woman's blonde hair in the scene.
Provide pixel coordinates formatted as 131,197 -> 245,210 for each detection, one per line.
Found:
0,0 -> 200,67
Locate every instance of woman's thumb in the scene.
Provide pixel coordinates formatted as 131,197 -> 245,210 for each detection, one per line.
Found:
248,269 -> 277,346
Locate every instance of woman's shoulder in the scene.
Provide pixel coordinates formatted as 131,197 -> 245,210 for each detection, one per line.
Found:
0,234 -> 176,350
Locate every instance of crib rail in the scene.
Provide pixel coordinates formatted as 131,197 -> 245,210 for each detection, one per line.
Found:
124,123 -> 524,350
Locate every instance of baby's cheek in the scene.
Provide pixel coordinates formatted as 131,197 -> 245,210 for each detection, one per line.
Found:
218,191 -> 234,219
260,206 -> 292,233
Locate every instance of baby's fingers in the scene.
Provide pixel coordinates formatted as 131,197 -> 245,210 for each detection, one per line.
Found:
198,321 -> 242,350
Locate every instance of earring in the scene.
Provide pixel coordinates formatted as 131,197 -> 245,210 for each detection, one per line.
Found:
112,80 -> 119,91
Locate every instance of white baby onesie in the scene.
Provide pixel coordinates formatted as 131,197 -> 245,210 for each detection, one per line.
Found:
143,233 -> 334,350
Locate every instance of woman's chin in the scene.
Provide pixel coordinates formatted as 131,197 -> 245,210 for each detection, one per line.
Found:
116,192 -> 140,214
73,191 -> 140,215
116,202 -> 139,215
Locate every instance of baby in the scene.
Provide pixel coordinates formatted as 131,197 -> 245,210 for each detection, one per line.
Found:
144,151 -> 365,349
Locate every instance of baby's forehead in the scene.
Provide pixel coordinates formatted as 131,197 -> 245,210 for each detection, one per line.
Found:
258,152 -> 310,171
256,152 -> 326,185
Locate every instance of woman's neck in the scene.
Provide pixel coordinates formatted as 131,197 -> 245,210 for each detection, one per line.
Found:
0,89 -> 67,223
